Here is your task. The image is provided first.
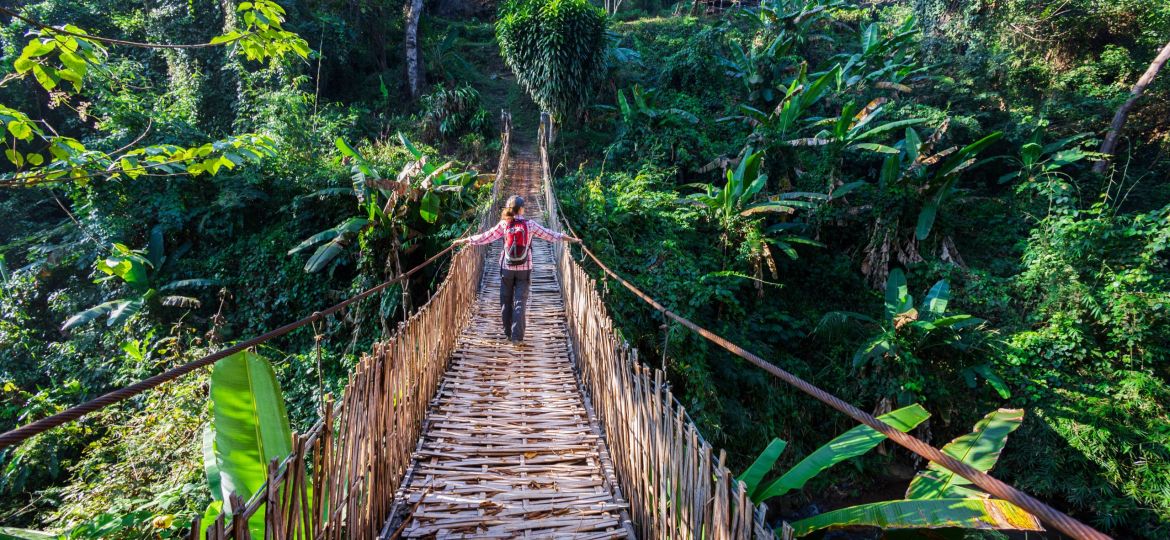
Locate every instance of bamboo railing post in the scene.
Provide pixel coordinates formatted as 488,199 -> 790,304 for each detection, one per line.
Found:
537,109 -> 773,539
201,112 -> 512,540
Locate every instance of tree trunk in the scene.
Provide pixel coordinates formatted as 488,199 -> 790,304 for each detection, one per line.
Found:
404,0 -> 425,99
1093,39 -> 1170,174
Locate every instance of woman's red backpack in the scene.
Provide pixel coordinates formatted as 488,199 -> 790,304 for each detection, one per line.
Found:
504,218 -> 530,265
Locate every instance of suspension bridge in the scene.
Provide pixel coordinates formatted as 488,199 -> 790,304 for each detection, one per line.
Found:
0,113 -> 1111,540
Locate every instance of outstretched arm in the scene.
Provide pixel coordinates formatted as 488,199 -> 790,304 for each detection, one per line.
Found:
454,221 -> 506,246
530,221 -> 580,243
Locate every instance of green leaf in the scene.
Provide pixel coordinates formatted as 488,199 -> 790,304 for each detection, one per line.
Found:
879,153 -> 900,188
12,55 -> 33,74
752,405 -> 929,502
738,438 -> 788,496
160,279 -> 219,291
305,238 -> 346,273
0,527 -> 58,540
31,64 -> 58,91
198,500 -> 223,540
148,227 -> 165,268
906,409 -> 1024,500
289,229 -> 340,255
202,423 -> 224,502
420,191 -> 440,223
916,193 -> 940,240
923,280 -> 949,316
7,121 -> 32,140
107,297 -> 144,327
5,149 -> 24,167
884,268 -> 910,319
398,132 -> 424,159
1020,142 -> 1042,166
210,351 -> 292,537
831,181 -> 867,199
790,498 -> 1043,536
969,364 -> 1011,399
335,137 -> 360,159
940,132 -> 1003,178
854,118 -> 927,141
850,143 -> 899,154
61,300 -> 122,332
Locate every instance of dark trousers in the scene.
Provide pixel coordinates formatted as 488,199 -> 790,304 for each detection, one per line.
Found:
500,268 -> 531,340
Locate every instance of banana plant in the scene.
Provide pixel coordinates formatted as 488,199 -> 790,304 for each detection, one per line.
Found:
739,404 -> 930,503
720,0 -> 842,105
795,97 -> 927,151
724,64 -> 842,145
997,119 -> 1104,210
686,147 -> 826,292
686,147 -> 825,243
789,409 -> 1042,536
200,350 -> 293,539
289,135 -> 477,274
595,85 -> 698,139
852,123 -> 1002,288
832,16 -> 931,93
816,269 -> 1008,405
901,127 -> 1003,241
61,236 -> 217,332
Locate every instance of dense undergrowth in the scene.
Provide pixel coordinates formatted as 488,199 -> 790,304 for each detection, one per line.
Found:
552,2 -> 1170,537
0,0 -> 1168,538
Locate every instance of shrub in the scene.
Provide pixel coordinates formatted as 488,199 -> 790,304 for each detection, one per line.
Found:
496,0 -> 608,120
419,83 -> 490,142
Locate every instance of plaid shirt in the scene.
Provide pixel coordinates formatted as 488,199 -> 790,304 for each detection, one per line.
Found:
468,218 -> 564,271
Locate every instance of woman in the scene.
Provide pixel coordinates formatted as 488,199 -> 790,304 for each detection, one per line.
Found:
454,195 -> 580,345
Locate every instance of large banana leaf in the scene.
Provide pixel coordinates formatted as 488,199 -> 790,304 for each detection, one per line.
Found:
790,498 -> 1043,536
751,404 -> 929,502
210,350 -> 292,535
0,528 -> 56,540
201,423 -> 223,502
922,280 -> 949,316
737,438 -> 787,496
197,501 -> 223,540
61,300 -> 123,331
884,268 -> 911,320
906,408 -> 1023,500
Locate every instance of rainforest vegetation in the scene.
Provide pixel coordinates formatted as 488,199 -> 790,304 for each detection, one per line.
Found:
0,0 -> 1168,537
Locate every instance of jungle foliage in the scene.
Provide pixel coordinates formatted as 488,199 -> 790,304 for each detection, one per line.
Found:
552,0 -> 1170,537
0,0 -> 1168,538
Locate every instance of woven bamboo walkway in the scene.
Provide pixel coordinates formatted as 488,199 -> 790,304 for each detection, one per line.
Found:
387,153 -> 633,539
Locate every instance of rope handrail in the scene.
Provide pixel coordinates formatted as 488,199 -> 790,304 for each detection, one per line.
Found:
538,119 -> 1109,539
0,243 -> 458,451
555,213 -> 1110,539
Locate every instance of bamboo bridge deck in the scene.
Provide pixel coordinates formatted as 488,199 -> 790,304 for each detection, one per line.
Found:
386,153 -> 633,539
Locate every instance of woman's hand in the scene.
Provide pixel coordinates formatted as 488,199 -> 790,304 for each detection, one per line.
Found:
565,236 -> 582,244
452,238 -> 470,246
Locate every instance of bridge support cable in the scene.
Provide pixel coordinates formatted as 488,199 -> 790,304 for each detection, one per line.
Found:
537,114 -> 774,539
538,116 -> 1110,540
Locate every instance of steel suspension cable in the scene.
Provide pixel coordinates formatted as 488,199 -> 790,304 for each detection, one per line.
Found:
554,212 -> 1111,540
0,243 -> 458,451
